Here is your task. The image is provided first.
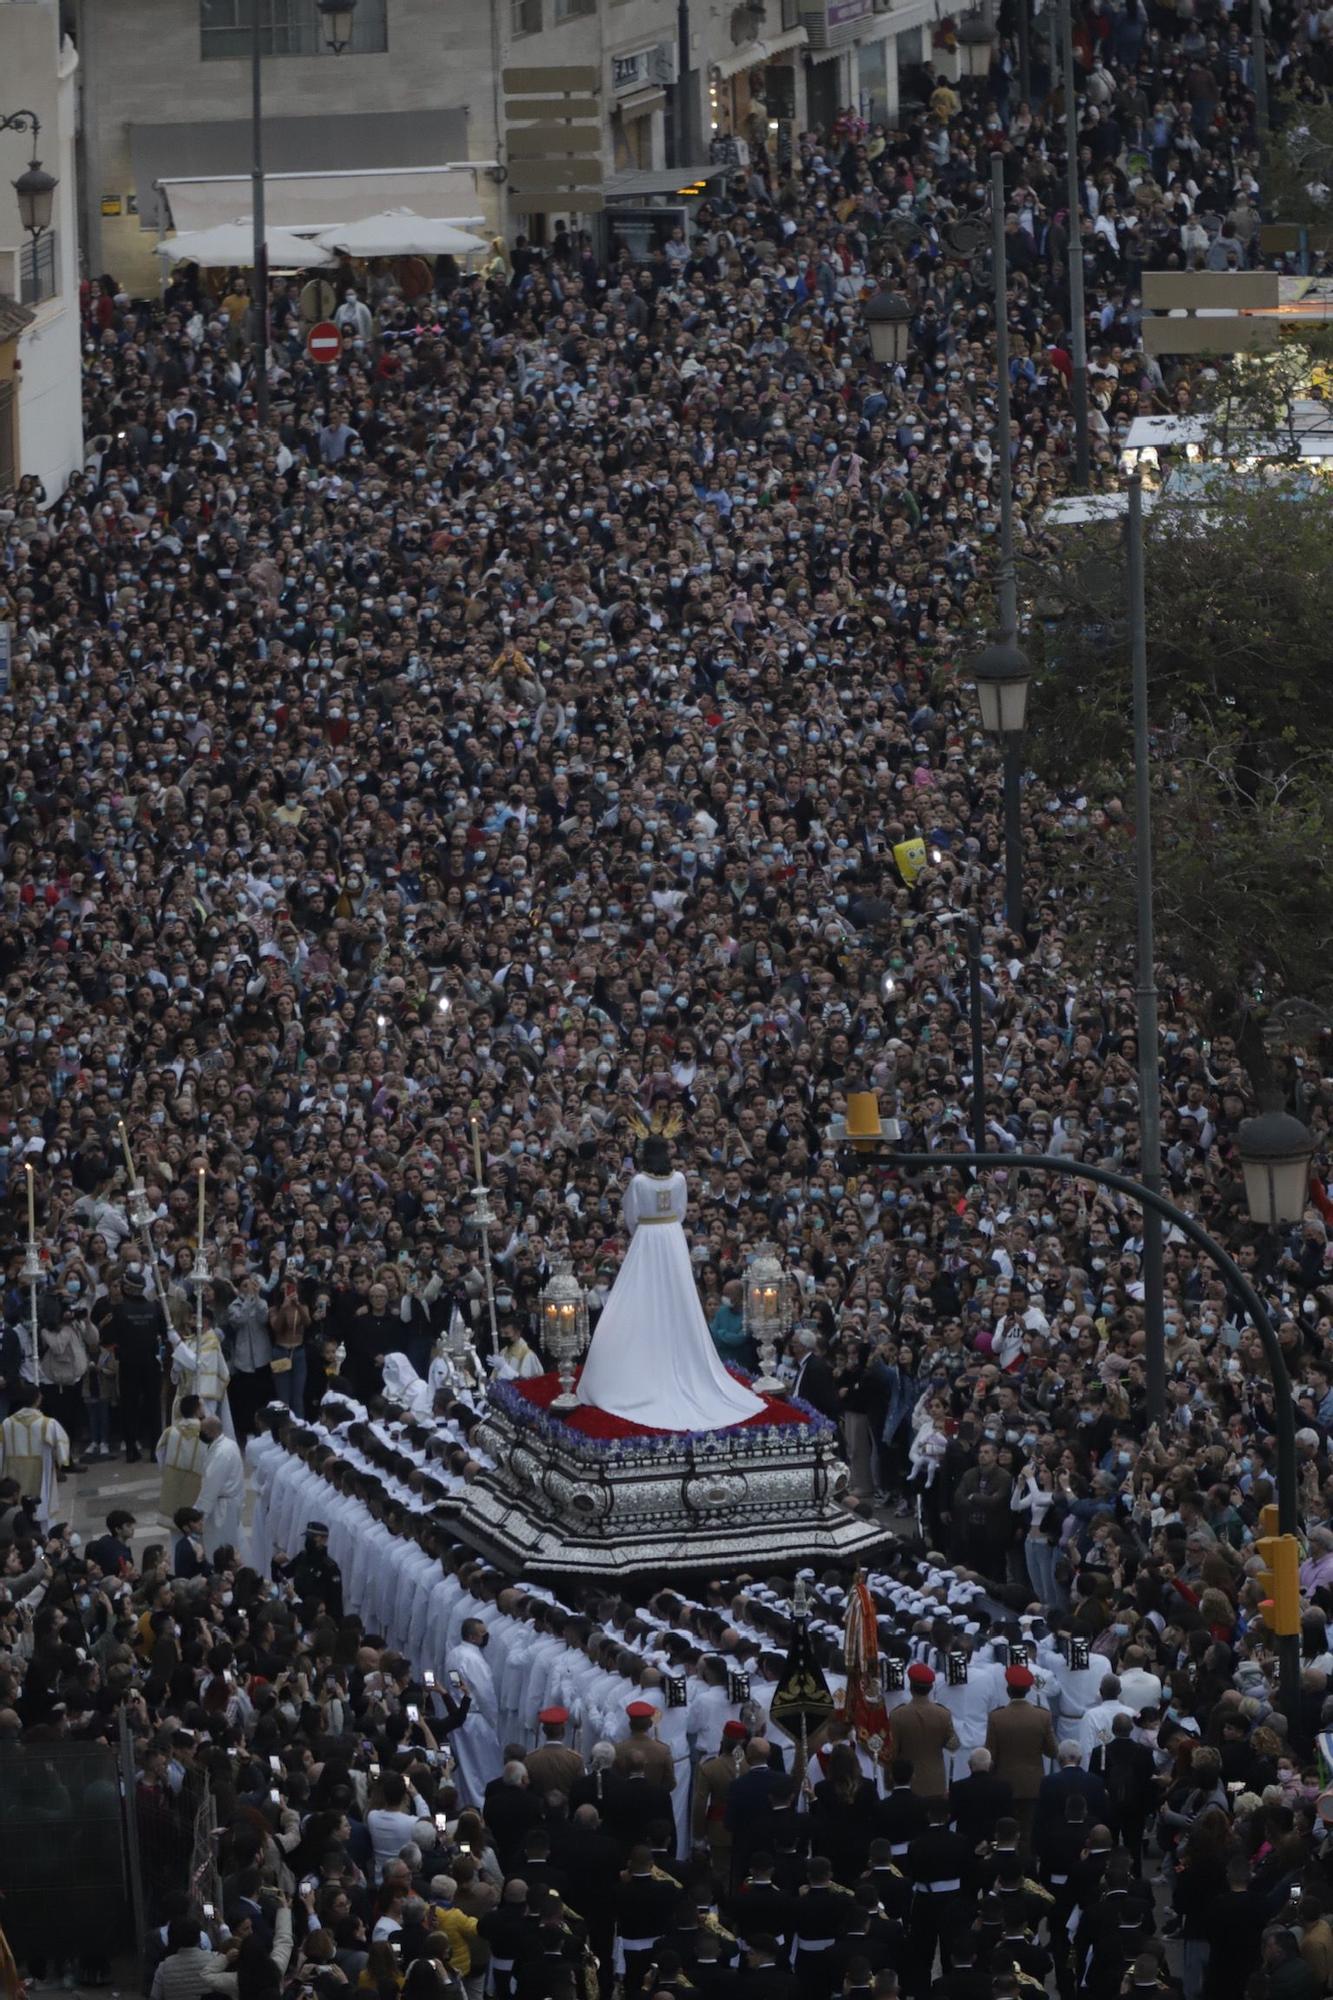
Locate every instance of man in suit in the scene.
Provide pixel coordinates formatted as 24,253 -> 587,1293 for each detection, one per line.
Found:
725,1737 -> 780,1879
525,1705 -> 585,1803
560,1803 -> 621,1974
984,1667 -> 1058,1849
602,1747 -> 674,1853
791,1329 -> 839,1419
1093,1712 -> 1157,1865
949,1746 -> 1015,1849
483,1761 -> 547,1872
888,1665 -> 959,1798
614,1700 -> 677,1791
1033,1738 -> 1108,1856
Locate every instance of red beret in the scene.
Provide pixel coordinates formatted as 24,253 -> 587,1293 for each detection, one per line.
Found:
1006,1665 -> 1035,1692
722,1719 -> 749,1741
907,1663 -> 935,1688
538,1705 -> 569,1726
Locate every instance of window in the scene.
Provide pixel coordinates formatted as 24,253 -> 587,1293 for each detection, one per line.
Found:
554,0 -> 594,17
19,233 -> 57,306
200,0 -> 387,59
511,0 -> 541,31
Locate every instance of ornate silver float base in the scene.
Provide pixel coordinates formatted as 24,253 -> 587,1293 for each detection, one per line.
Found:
454,1388 -> 893,1581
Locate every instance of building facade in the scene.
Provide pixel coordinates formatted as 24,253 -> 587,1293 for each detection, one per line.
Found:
74,0 -> 957,303
0,0 -> 82,501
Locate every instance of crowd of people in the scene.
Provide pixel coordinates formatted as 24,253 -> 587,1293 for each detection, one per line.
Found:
4,0 -> 1333,1989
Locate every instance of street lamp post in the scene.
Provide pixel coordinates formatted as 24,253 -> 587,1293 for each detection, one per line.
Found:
250,0 -> 357,425
965,919 -> 987,1158
973,634 -> 1031,934
991,152 -> 1017,642
0,110 -> 58,247
1060,1 -> 1090,487
831,1093 -> 1312,1725
1127,472 -> 1166,1430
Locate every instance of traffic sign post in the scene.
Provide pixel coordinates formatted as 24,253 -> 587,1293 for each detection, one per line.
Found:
307,320 -> 342,364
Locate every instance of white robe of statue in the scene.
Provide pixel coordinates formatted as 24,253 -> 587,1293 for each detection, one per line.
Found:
576,1169 -> 764,1430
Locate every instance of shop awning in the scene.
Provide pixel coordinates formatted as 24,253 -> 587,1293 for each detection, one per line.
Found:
157,166 -> 483,234
616,86 -> 667,117
131,108 -> 468,229
156,222 -> 332,269
311,210 -> 488,258
712,25 -> 808,79
603,164 -> 727,199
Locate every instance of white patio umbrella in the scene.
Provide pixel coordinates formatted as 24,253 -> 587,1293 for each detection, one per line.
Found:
311,209 -> 488,259
157,222 -> 332,270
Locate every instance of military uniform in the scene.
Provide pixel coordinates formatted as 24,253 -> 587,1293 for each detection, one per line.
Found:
905,1824 -> 975,2000
526,1740 -> 586,1800
693,1749 -> 742,1874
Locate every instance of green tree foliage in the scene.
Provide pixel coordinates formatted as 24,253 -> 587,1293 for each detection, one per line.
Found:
1027,476 -> 1333,1088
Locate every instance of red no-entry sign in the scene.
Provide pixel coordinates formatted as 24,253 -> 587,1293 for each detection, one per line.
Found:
307,320 -> 342,364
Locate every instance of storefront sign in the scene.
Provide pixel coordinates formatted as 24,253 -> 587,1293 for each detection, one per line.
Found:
612,44 -> 676,92
827,0 -> 872,21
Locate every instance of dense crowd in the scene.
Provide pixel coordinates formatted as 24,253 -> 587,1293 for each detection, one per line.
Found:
4,0 -> 1333,1990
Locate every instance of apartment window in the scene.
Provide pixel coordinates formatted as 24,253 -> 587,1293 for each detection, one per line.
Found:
200,0 -> 387,59
19,233 -> 57,306
512,0 -> 541,31
554,0 -> 595,18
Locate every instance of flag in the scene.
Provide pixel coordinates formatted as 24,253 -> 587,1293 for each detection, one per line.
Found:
838,1571 -> 892,1765
771,1597 -> 835,1741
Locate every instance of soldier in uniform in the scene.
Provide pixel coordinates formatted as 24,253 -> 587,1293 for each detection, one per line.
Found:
790,1855 -> 852,2000
984,1667 -> 1057,1849
878,1758 -> 929,1861
888,1665 -> 959,1799
905,1796 -> 975,2000
693,1721 -> 748,1879
615,1698 -> 677,1790
527,1704 -> 585,1801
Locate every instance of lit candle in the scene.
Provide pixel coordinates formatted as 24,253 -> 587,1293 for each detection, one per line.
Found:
471,1117 -> 483,1185
198,1167 -> 206,1243
118,1120 -> 135,1182
25,1162 -> 34,1242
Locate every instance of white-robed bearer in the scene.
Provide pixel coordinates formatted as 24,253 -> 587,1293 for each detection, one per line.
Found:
448,1614 -> 504,1807
196,1414 -> 245,1561
0,1388 -> 70,1532
156,1391 -> 210,1527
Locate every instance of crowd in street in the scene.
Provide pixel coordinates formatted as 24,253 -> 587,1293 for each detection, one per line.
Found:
4,0 -> 1333,1989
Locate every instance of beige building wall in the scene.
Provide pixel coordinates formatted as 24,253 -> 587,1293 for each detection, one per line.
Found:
0,0 -> 82,498
75,0 -> 500,292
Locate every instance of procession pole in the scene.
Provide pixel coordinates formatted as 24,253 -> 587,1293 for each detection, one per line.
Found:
471,1118 -> 502,1357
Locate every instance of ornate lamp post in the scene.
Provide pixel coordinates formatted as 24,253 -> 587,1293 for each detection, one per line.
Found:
0,111 -> 57,245
862,290 -> 913,369
539,1261 -> 589,1410
744,1242 -> 793,1395
1238,1111 -> 1316,1228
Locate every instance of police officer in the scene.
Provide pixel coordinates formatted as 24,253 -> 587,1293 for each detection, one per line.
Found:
280,1518 -> 344,1620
